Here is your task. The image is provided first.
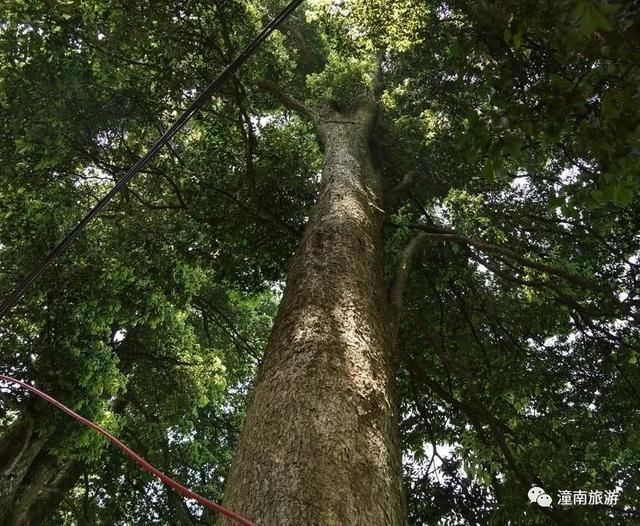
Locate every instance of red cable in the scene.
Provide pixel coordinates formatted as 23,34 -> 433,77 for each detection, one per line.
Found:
0,374 -> 255,526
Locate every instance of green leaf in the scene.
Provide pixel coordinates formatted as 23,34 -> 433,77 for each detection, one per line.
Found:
512,30 -> 522,50
15,138 -> 30,154
611,185 -> 634,206
578,3 -> 614,35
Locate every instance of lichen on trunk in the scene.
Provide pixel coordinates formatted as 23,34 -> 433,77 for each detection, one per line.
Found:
221,98 -> 405,525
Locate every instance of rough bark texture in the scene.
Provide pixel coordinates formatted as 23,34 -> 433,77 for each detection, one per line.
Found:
221,100 -> 405,525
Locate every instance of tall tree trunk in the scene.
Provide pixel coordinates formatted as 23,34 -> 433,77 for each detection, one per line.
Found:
0,412 -> 52,524
5,454 -> 83,526
0,334 -> 138,525
0,412 -> 34,483
221,99 -> 406,525
0,411 -> 82,526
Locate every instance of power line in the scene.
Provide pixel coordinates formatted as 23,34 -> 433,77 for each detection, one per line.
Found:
0,0 -> 304,319
0,374 -> 255,526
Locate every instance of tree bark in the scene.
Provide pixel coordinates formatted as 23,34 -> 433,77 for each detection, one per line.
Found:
0,333 -> 138,525
0,410 -> 83,526
0,413 -> 52,524
0,412 -> 34,480
221,99 -> 406,525
5,453 -> 83,526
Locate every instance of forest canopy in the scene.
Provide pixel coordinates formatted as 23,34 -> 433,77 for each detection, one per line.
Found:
0,0 -> 639,525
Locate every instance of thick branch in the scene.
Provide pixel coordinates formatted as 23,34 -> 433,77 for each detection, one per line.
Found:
0,415 -> 33,477
389,232 -> 429,315
386,170 -> 416,210
256,78 -> 317,121
277,20 -> 320,76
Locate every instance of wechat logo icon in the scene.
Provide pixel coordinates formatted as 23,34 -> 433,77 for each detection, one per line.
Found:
528,486 -> 553,508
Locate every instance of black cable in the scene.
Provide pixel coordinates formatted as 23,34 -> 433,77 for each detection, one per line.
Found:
0,0 -> 304,319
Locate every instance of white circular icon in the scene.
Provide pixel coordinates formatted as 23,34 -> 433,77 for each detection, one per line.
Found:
528,486 -> 545,503
537,493 -> 553,508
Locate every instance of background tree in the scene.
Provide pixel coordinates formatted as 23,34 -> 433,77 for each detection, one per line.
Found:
0,0 -> 638,525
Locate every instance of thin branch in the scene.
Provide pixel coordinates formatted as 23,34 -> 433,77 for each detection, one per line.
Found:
125,187 -> 186,210
406,353 -> 532,492
232,79 -> 304,239
195,300 -> 261,362
409,224 -> 608,293
157,140 -> 301,239
84,41 -> 167,72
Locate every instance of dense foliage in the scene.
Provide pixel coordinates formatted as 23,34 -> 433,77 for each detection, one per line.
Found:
0,0 -> 638,524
